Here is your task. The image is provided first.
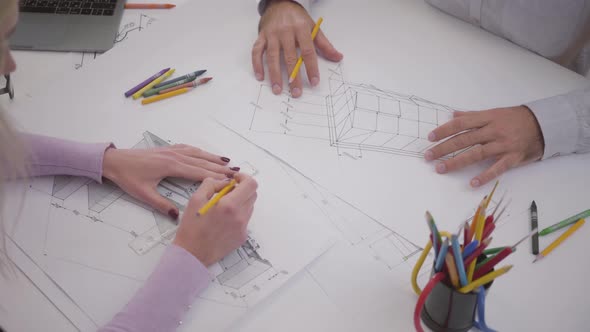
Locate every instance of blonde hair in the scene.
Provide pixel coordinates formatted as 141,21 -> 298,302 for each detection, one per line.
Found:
0,0 -> 28,277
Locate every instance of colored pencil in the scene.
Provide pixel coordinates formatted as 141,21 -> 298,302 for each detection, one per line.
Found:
132,68 -> 175,99
160,77 -> 212,94
142,76 -> 197,97
467,196 -> 486,244
473,246 -> 514,280
534,219 -> 585,262
124,68 -> 169,97
463,237 -> 492,267
288,17 -> 323,84
462,240 -> 479,260
539,209 -> 590,236
531,201 -> 539,255
482,222 -> 495,240
451,235 -> 468,287
458,265 -> 513,294
141,86 -> 192,105
434,238 -> 449,272
125,3 -> 176,9
484,180 -> 499,209
197,179 -> 237,216
153,69 -> 207,88
483,247 -> 506,256
445,252 -> 460,288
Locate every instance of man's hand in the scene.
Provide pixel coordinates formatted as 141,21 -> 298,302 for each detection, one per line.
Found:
425,106 -> 545,187
252,0 -> 343,98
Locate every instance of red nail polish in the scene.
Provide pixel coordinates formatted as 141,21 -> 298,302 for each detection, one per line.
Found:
230,167 -> 240,171
221,157 -> 230,163
168,209 -> 179,220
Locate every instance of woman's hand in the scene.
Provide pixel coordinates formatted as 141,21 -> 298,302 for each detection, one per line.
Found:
102,144 -> 239,219
425,106 -> 545,187
252,0 -> 343,98
173,174 -> 258,266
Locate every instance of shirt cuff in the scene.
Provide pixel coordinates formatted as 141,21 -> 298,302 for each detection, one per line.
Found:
257,0 -> 309,15
526,95 -> 580,159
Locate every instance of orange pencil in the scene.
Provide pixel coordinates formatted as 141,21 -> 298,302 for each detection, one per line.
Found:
125,3 -> 175,9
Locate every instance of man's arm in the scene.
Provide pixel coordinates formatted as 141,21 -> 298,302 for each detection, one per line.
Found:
526,87 -> 590,158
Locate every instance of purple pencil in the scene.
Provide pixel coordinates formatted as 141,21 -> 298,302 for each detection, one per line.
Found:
124,68 -> 170,97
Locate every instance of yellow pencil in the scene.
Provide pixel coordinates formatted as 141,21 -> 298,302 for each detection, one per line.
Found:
534,218 -> 585,263
141,87 -> 191,105
484,180 -> 499,209
288,17 -> 323,84
197,179 -> 237,216
467,203 -> 487,282
458,265 -> 512,294
445,252 -> 460,288
133,68 -> 175,99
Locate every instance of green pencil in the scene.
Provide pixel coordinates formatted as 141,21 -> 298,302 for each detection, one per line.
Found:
539,209 -> 590,236
142,76 -> 197,97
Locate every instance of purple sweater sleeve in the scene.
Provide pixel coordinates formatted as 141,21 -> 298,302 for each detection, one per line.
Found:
99,245 -> 211,332
20,133 -> 114,183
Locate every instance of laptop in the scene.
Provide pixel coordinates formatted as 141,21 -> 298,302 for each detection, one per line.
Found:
10,0 -> 125,53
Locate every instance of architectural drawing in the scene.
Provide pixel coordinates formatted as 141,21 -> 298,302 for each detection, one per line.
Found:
20,131 -> 279,313
73,13 -> 156,70
249,65 -> 465,159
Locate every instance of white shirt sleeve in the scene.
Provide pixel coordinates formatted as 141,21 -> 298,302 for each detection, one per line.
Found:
257,0 -> 314,15
526,87 -> 590,159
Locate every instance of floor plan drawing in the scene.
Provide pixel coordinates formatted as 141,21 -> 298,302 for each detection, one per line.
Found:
249,65 -> 465,160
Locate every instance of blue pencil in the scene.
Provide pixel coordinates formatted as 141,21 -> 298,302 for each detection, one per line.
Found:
462,240 -> 480,260
451,234 -> 468,287
434,238 -> 449,272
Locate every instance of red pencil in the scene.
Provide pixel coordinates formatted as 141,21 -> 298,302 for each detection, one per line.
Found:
125,3 -> 176,9
473,246 -> 513,280
482,222 -> 495,240
463,237 -> 492,267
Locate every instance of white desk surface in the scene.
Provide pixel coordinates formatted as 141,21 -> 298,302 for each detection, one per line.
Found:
2,1 -> 590,331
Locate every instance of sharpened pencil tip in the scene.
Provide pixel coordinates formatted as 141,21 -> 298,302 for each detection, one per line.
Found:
288,78 -> 294,84
533,255 -> 543,263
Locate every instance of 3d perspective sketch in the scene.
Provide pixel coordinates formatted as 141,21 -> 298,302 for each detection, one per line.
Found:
249,65 -> 464,159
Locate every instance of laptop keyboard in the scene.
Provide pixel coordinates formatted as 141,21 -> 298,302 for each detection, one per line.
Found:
19,0 -> 118,16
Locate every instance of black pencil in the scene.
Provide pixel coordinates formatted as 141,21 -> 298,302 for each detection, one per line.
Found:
530,201 -> 539,255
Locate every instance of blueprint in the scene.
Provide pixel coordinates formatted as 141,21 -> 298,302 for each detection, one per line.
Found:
5,128 -> 337,331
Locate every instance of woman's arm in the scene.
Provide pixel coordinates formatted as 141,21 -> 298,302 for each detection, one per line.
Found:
99,175 -> 258,332
98,245 -> 210,332
20,133 -> 113,182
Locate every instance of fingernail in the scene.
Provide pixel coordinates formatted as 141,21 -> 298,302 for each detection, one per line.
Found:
436,163 -> 447,174
310,77 -> 320,87
255,72 -> 263,81
471,178 -> 481,188
272,84 -> 282,94
291,87 -> 301,97
428,132 -> 436,142
230,167 -> 241,171
168,209 -> 179,220
424,150 -> 434,161
221,157 -> 230,163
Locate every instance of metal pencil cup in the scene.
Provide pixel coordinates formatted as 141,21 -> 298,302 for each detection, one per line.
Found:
421,255 -> 492,332
420,281 -> 477,332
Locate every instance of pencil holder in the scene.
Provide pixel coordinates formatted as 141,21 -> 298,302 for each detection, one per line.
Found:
420,281 -> 478,332
421,255 -> 493,332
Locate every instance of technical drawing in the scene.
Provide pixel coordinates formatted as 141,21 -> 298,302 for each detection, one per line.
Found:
24,131 -> 277,310
249,65 -> 466,159
73,13 -> 156,70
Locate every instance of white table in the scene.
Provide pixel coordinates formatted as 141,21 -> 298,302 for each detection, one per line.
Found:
2,1 -> 589,331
